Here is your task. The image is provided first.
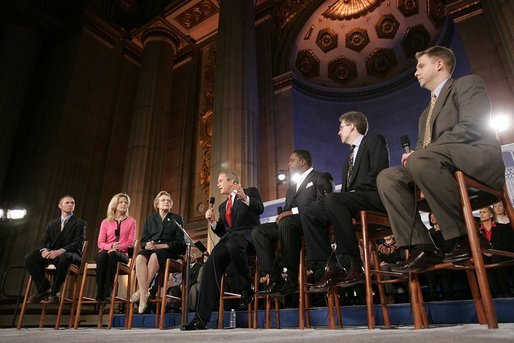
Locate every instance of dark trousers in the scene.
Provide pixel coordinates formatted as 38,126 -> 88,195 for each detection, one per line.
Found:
300,199 -> 332,265
196,235 -> 250,321
325,191 -> 385,262
24,250 -> 81,294
252,215 -> 302,279
95,250 -> 129,298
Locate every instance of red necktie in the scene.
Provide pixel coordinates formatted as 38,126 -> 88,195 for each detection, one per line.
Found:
225,195 -> 233,227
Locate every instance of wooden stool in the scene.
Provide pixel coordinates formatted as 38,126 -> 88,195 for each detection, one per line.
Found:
17,241 -> 88,330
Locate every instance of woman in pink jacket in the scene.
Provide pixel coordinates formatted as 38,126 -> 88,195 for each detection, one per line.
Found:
95,193 -> 136,302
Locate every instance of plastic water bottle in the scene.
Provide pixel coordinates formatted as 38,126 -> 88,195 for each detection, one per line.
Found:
229,308 -> 236,328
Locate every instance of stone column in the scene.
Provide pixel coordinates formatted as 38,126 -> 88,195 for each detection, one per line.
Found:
123,27 -> 180,233
0,24 -> 42,194
210,0 -> 259,191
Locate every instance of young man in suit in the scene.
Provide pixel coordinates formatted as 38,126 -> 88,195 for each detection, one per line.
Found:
252,150 -> 334,295
24,195 -> 87,302
301,111 -> 390,289
377,46 -> 505,272
182,171 -> 264,330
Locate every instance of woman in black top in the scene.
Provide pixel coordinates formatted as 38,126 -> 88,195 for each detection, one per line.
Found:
130,191 -> 185,313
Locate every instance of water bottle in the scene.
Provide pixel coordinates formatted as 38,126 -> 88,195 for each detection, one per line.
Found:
229,308 -> 236,328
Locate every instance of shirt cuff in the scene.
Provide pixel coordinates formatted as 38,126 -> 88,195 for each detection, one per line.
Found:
59,248 -> 66,252
291,207 -> 299,215
242,195 -> 250,206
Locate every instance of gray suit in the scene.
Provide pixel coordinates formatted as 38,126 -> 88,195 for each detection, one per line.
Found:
377,75 -> 505,248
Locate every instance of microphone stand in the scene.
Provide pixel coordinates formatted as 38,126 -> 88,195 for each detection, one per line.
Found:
174,220 -> 195,321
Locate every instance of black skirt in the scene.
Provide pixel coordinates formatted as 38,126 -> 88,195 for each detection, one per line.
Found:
138,248 -> 179,269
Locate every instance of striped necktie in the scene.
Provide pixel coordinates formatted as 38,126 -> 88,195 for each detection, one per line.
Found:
345,145 -> 356,191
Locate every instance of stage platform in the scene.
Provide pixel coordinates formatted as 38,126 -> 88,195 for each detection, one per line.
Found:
113,298 -> 514,329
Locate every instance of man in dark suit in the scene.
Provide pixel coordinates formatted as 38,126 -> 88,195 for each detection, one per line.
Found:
182,171 -> 263,330
24,195 -> 86,302
252,150 -> 334,295
377,46 -> 505,272
301,111 -> 390,289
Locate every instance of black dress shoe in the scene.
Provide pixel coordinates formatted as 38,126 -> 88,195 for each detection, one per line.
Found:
310,270 -> 347,289
277,279 -> 298,295
46,293 -> 59,303
337,266 -> 364,287
391,249 -> 443,273
29,292 -> 48,303
181,315 -> 208,331
239,288 -> 254,309
257,281 -> 282,295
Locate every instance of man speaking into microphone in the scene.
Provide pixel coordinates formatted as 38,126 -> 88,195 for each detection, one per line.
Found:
377,46 -> 505,272
182,171 -> 263,330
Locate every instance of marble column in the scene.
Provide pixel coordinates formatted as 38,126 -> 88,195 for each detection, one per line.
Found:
0,24 -> 42,194
210,0 -> 259,192
123,27 -> 180,233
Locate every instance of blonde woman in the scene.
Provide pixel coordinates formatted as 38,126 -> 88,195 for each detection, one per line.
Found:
130,191 -> 185,314
95,193 -> 136,301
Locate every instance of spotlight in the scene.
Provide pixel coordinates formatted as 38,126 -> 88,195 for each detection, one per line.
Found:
490,113 -> 511,133
7,209 -> 27,220
275,170 -> 288,185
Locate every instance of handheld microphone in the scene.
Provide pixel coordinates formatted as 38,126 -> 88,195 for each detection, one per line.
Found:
209,197 -> 215,208
400,135 -> 411,154
277,206 -> 283,215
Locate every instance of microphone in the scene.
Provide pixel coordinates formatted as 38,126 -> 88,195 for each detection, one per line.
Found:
276,206 -> 283,215
400,135 -> 411,154
209,197 -> 215,208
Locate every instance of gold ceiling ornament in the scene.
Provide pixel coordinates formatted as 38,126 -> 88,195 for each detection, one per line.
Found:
322,0 -> 385,20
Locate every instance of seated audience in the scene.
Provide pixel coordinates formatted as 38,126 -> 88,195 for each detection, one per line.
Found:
95,193 -> 136,302
130,191 -> 185,314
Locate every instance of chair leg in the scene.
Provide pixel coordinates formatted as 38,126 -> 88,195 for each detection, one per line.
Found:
274,296 -> 280,328
159,263 -> 171,330
408,272 -> 423,329
217,275 -> 225,329
74,266 -> 89,329
417,279 -> 428,328
334,291 -> 342,328
298,245 -> 306,329
456,172 -> 498,329
327,288 -> 335,329
265,295 -> 271,329
16,276 -> 32,330
107,267 -> 120,330
466,269 -> 487,325
39,303 -> 47,328
68,273 -> 80,328
55,271 -> 71,330
373,250 -> 391,328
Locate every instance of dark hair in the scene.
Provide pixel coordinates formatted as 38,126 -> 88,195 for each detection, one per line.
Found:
415,46 -> 456,75
339,111 -> 368,135
293,149 -> 312,166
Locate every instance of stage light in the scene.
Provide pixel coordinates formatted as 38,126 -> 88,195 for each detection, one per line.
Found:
490,113 -> 511,133
7,209 -> 27,220
290,172 -> 301,184
0,209 -> 4,219
275,170 -> 288,185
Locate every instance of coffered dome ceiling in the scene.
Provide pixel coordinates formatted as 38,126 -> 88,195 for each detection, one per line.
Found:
291,0 -> 448,91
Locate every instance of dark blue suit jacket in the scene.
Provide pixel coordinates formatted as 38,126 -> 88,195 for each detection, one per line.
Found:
212,187 -> 264,244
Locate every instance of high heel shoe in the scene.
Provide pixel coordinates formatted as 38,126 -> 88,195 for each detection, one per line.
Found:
138,292 -> 148,314
130,290 -> 140,303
